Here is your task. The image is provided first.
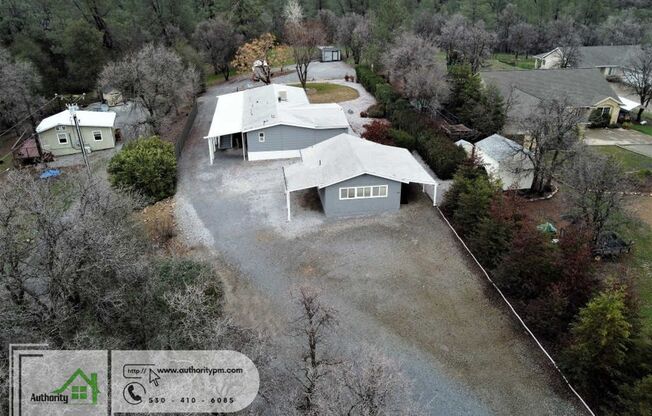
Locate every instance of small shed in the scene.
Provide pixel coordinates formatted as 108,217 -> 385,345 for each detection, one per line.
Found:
282,133 -> 438,220
317,46 -> 341,62
457,134 -> 534,190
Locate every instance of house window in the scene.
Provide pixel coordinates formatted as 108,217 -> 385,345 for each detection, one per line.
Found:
258,132 -> 265,142
57,132 -> 69,144
55,125 -> 66,131
71,385 -> 87,400
598,107 -> 611,116
542,59 -> 546,66
339,185 -> 388,200
92,130 -> 103,141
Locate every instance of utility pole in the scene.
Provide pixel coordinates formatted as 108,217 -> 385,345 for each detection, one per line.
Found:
68,104 -> 92,177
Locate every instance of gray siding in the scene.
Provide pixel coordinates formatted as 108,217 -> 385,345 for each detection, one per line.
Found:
321,174 -> 401,218
246,125 -> 347,153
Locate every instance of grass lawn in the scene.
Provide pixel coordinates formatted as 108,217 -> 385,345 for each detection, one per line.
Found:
289,82 -> 359,103
621,197 -> 652,326
594,145 -> 652,171
205,69 -> 238,87
492,53 -> 536,70
630,123 -> 652,136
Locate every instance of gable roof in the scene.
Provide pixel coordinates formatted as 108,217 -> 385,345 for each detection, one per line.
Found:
36,110 -> 116,133
575,45 -> 641,68
480,68 -> 620,109
475,134 -> 529,162
283,133 -> 436,192
205,84 -> 350,139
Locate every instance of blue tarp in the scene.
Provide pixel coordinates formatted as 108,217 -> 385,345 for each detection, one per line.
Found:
40,169 -> 61,179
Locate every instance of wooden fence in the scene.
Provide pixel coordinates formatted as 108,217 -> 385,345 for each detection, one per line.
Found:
175,100 -> 198,159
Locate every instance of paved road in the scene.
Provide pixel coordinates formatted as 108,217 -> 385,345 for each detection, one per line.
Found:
175,65 -> 586,415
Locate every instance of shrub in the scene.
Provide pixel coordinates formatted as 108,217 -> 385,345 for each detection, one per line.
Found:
108,136 -> 177,202
415,133 -> 467,180
366,103 -> 385,118
361,120 -> 392,145
388,129 -> 416,150
374,82 -> 398,106
355,65 -> 386,96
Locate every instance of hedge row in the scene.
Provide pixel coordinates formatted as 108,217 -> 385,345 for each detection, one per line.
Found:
356,65 -> 466,180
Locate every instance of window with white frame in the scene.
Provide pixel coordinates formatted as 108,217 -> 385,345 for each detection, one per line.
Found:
258,132 -> 265,142
92,130 -> 103,141
55,125 -> 66,131
339,185 -> 388,200
57,132 -> 69,144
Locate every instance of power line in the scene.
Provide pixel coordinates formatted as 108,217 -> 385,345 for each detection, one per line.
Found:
0,95 -> 61,139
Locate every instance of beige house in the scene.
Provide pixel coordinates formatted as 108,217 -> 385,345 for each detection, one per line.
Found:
480,68 -> 622,135
36,110 -> 117,156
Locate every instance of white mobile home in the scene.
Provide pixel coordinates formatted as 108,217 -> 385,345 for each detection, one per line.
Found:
36,110 -> 117,157
204,84 -> 350,163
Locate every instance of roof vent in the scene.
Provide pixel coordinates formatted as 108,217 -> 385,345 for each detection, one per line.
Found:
278,90 -> 288,101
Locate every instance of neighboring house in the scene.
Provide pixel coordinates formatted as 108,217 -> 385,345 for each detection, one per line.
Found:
480,68 -> 622,134
51,369 -> 99,405
283,133 -> 437,220
455,135 -> 534,190
533,45 -> 641,78
205,84 -> 350,163
36,109 -> 117,157
317,46 -> 342,62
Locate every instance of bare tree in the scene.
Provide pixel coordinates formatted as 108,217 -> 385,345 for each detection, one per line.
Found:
562,148 -> 627,244
520,97 -> 585,194
350,16 -> 372,65
317,9 -> 338,44
412,11 -> 446,41
283,0 -> 303,26
193,17 -> 243,81
624,45 -> 652,122
508,22 -> 536,61
459,20 -> 496,73
0,48 -> 44,132
291,287 -> 337,413
438,14 -> 468,66
438,15 -> 495,72
286,21 -> 326,89
337,13 -> 362,60
548,18 -> 582,68
99,44 -> 199,134
383,32 -> 449,113
497,3 -> 520,53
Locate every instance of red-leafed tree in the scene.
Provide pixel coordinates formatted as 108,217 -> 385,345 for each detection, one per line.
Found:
361,120 -> 392,145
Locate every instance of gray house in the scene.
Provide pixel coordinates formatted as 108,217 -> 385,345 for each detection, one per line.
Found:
204,84 -> 349,163
283,134 -> 437,220
317,46 -> 341,62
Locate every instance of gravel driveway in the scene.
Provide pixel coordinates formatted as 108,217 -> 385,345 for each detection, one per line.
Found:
584,127 -> 652,145
174,73 -> 586,415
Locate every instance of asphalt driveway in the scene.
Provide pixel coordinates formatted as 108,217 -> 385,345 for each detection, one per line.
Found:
174,71 -> 586,415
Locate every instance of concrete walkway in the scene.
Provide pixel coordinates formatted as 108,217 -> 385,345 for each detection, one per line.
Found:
584,127 -> 652,145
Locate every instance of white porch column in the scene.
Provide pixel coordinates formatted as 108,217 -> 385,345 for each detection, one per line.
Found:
286,191 -> 292,221
208,137 -> 214,165
433,182 -> 438,206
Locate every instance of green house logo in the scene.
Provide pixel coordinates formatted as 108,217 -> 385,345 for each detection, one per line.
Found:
51,368 -> 100,405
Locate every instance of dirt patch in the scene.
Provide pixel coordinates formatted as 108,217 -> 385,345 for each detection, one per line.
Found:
136,197 -> 189,255
516,191 -> 572,229
627,196 -> 652,226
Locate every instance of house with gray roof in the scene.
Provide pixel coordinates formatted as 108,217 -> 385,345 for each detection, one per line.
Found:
204,84 -> 350,163
457,134 -> 534,190
283,133 -> 437,220
480,68 -> 622,134
533,45 -> 641,78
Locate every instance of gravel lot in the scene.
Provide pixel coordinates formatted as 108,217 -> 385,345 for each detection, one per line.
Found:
174,65 -> 586,415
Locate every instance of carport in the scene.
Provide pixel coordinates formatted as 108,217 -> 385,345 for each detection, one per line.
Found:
205,91 -> 246,164
282,134 -> 438,221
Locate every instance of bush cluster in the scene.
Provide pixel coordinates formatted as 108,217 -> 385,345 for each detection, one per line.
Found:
356,65 -> 465,180
108,136 -> 177,202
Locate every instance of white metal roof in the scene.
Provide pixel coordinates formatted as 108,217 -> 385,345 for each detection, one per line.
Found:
36,109 -> 116,133
205,84 -> 349,140
619,96 -> 643,112
283,133 -> 437,192
475,134 -> 528,163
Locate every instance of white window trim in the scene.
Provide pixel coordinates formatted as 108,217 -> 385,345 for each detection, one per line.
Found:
55,125 -> 66,131
258,132 -> 265,143
57,132 -> 69,144
339,185 -> 388,200
92,130 -> 103,141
